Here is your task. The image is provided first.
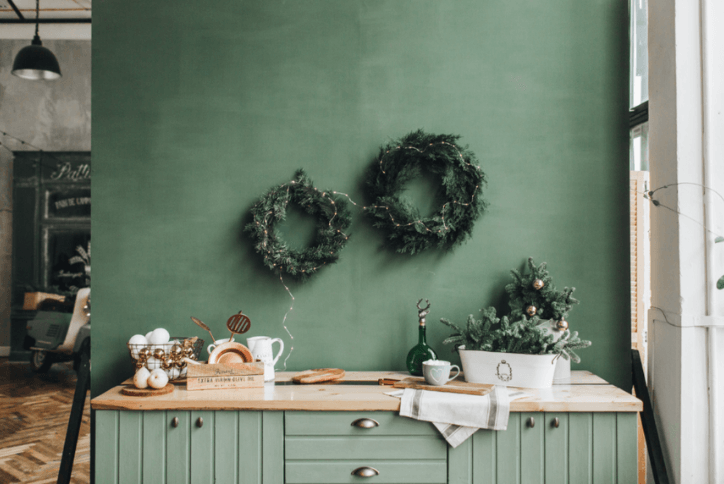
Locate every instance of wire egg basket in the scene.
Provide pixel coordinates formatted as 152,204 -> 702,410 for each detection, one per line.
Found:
127,337 -> 204,381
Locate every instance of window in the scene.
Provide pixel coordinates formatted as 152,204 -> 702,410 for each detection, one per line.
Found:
630,122 -> 649,172
630,0 -> 649,109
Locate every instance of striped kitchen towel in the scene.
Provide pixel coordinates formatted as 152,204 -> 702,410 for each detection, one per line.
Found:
393,386 -> 530,448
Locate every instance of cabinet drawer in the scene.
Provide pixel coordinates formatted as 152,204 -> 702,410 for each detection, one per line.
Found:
285,436 -> 446,460
285,460 -> 447,483
285,411 -> 437,436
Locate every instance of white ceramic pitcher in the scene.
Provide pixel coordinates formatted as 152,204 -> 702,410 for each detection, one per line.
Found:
247,336 -> 284,381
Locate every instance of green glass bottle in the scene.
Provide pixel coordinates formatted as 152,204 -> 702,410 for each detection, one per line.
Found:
406,299 -> 437,376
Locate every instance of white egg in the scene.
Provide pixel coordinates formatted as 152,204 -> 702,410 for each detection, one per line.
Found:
166,367 -> 180,380
145,331 -> 153,339
133,367 -> 151,389
148,328 -> 170,345
148,369 -> 169,389
128,334 -> 148,346
146,356 -> 162,370
128,334 -> 148,358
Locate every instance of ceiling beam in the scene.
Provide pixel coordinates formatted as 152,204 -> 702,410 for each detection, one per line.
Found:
6,0 -> 24,20
0,23 -> 90,39
0,18 -> 91,24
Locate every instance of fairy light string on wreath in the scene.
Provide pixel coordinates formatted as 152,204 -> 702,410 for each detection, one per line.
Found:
362,183 -> 481,234
246,172 -> 352,278
363,129 -> 488,254
378,140 -> 483,175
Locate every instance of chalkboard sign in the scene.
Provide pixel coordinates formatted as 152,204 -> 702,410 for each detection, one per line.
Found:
45,188 -> 91,219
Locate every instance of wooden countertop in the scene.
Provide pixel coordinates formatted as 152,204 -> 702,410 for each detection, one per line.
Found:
91,371 -> 642,412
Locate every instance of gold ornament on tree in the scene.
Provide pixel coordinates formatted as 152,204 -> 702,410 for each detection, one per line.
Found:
526,305 -> 537,316
556,319 -> 569,331
533,279 -> 545,290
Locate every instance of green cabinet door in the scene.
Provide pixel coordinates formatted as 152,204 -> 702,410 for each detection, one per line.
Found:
569,413 -> 593,483
190,411 -> 214,484
544,413 -> 568,484
118,411 -> 143,484
95,410 -> 119,484
142,411 -> 167,483
262,412 -> 284,484
166,411 -> 190,484
95,410 -> 266,483
520,413 -> 544,484
447,412 -> 638,484
212,411 -> 264,484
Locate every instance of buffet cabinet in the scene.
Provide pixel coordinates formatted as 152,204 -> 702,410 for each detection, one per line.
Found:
95,409 -> 637,484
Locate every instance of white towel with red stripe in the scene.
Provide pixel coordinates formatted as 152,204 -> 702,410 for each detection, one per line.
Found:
389,386 -> 530,448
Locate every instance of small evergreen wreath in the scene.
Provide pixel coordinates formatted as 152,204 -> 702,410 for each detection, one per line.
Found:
364,130 -> 487,254
245,169 -> 352,280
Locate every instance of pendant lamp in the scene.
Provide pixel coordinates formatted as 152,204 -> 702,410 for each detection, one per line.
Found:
12,0 -> 61,80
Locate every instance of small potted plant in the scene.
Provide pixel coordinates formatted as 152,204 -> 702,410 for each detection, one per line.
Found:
440,307 -> 591,388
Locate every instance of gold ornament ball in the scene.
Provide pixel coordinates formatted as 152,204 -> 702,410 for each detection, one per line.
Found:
136,353 -> 149,368
533,279 -> 545,290
556,319 -> 569,331
526,305 -> 537,316
153,348 -> 166,360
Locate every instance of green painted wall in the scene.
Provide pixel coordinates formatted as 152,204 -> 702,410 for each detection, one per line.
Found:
92,0 -> 630,396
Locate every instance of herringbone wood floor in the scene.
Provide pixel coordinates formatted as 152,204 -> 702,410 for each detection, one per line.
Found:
0,358 -> 90,483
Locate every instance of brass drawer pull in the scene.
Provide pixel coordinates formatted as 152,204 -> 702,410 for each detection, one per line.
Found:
196,417 -> 203,428
351,418 -> 379,429
527,417 -> 535,428
553,417 -> 560,428
171,417 -> 179,428
351,466 -> 379,477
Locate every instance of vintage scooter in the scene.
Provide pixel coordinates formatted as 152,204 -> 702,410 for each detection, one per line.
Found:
24,287 -> 90,373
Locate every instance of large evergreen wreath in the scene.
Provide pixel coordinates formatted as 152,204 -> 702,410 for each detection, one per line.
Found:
364,130 -> 487,254
245,169 -> 352,280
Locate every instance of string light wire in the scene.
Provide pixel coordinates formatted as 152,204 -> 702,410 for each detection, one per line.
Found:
278,273 -> 295,371
0,130 -> 88,173
634,184 -> 724,240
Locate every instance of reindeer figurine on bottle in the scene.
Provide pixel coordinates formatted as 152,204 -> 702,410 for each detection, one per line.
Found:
405,299 -> 438,376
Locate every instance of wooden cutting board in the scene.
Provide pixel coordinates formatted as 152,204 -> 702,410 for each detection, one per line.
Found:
292,368 -> 345,384
392,377 -> 494,396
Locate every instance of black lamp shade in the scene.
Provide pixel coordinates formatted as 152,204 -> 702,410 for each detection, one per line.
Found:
12,36 -> 61,80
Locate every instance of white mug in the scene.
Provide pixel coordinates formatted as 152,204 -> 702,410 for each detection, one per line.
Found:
207,337 -> 234,355
247,336 -> 284,381
422,360 -> 461,386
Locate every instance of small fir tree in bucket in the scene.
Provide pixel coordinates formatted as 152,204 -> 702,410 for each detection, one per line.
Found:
439,257 -> 591,387
506,257 -> 578,332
